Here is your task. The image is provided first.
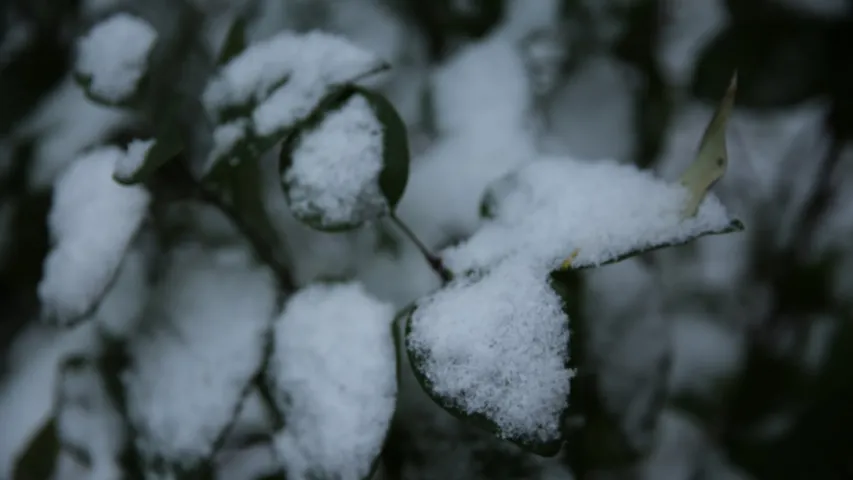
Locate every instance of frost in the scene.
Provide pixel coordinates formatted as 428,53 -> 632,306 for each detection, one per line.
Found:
268,282 -> 396,480
38,147 -> 150,326
113,138 -> 155,181
283,94 -> 387,228
203,30 -> 385,134
407,259 -> 573,444
75,13 -> 158,103
443,156 -> 736,274
123,247 -> 277,468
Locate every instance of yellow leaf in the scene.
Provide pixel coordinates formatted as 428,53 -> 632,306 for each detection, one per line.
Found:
559,248 -> 581,270
679,71 -> 737,218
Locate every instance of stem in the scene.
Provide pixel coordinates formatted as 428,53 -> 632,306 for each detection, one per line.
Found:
388,212 -> 453,283
161,160 -> 296,293
197,185 -> 295,293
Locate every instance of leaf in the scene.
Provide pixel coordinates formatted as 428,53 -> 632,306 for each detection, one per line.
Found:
265,282 -> 397,479
202,30 -> 388,155
12,417 -> 60,480
679,72 -> 737,218
113,127 -> 183,185
359,87 -> 411,211
278,87 -> 410,231
122,254 -> 277,473
453,157 -> 744,275
38,147 -> 150,327
404,260 -> 573,456
217,16 -> 247,66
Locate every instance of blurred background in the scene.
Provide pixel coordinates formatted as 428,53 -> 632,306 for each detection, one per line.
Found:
1,0 -> 852,479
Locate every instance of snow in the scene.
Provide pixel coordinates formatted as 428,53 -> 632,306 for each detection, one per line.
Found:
207,119 -> 250,170
283,94 -> 387,228
431,36 -> 532,136
394,33 -> 536,250
540,55 -> 635,161
75,13 -> 158,103
122,246 -> 277,468
406,259 -> 573,443
657,0 -> 727,87
0,323 -> 100,479
202,30 -> 384,133
582,259 -> 669,453
16,76 -> 135,189
38,147 -> 151,326
113,138 -> 155,181
267,281 -> 396,480
442,156 -> 736,274
55,357 -> 126,479
669,313 -> 745,397
91,237 -> 153,340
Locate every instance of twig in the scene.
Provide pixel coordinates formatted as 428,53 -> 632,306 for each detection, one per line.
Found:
388,212 -> 453,283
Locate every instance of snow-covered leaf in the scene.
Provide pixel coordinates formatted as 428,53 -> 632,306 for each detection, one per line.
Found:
38,147 -> 150,327
266,281 -> 397,480
112,127 -> 183,185
202,30 -> 388,169
279,88 -> 410,231
122,248 -> 277,474
14,354 -> 130,480
452,155 -> 742,275
405,259 -> 573,455
74,13 -> 158,106
53,355 -> 128,479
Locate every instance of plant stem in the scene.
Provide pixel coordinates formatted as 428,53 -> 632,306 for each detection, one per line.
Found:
198,185 -> 295,292
162,160 -> 296,293
388,211 -> 453,283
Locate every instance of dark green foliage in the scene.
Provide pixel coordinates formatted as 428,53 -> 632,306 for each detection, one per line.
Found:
12,417 -> 60,480
217,16 -> 247,66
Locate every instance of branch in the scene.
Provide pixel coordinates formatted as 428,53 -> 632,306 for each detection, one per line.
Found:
388,212 -> 453,283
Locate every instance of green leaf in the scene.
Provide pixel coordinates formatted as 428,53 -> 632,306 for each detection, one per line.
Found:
278,87 -> 410,231
360,88 -> 411,211
113,127 -> 183,185
561,218 -> 746,271
12,417 -> 60,480
217,16 -> 247,66
403,268 -> 572,457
